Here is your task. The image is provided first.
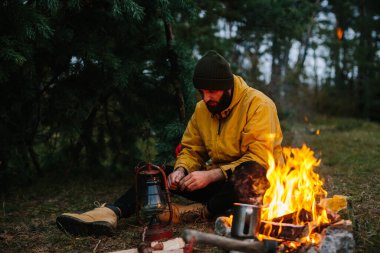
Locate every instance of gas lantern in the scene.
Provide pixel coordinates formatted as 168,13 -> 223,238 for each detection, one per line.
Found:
135,163 -> 173,241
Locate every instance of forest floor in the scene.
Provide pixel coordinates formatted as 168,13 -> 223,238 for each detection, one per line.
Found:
1,115 -> 380,253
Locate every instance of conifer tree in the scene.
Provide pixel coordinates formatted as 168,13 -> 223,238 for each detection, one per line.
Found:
0,0 -> 198,187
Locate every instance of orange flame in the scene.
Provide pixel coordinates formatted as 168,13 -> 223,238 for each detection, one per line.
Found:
336,27 -> 344,40
261,145 -> 329,240
316,129 -> 320,136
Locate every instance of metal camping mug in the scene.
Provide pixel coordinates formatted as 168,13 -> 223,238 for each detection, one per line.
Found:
231,203 -> 261,239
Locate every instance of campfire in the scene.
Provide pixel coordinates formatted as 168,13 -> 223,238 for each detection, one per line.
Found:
258,145 -> 337,250
208,144 -> 353,253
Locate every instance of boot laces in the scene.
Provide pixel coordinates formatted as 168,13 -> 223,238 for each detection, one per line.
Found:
93,201 -> 105,208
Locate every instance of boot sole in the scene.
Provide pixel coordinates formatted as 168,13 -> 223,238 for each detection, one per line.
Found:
56,215 -> 115,237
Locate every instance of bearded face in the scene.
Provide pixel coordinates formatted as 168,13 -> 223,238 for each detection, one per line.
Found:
199,89 -> 233,115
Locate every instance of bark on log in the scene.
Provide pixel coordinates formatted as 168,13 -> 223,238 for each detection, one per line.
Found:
271,209 -> 313,223
329,219 -> 352,232
260,221 -> 308,241
182,229 -> 269,253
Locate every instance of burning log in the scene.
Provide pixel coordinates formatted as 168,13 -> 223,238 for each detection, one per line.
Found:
271,209 -> 313,223
263,206 -> 341,238
329,219 -> 352,231
265,207 -> 340,230
215,214 -> 313,241
260,220 -> 308,241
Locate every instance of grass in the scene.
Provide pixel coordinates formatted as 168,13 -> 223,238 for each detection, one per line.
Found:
1,115 -> 380,252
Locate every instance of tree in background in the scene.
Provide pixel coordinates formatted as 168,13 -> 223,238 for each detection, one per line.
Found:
0,0 -> 197,188
313,0 -> 380,120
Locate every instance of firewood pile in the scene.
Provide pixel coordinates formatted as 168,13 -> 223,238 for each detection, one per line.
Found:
212,217 -> 354,253
210,195 -> 355,253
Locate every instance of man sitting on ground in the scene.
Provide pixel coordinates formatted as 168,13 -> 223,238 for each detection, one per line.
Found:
56,50 -> 283,236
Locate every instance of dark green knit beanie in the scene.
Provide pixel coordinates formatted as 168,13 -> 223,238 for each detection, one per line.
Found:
193,50 -> 234,90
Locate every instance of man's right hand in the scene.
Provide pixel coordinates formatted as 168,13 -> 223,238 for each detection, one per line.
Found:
168,167 -> 186,190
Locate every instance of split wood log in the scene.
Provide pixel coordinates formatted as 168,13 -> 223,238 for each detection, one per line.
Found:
108,249 -> 183,253
319,195 -> 348,213
108,237 -> 185,253
329,219 -> 352,232
150,238 -> 185,251
259,220 -> 308,241
270,207 -> 341,225
271,209 -> 313,223
182,229 -> 277,253
214,216 -> 308,241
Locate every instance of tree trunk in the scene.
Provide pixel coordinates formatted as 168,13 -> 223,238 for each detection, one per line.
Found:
269,34 -> 281,100
164,21 -> 185,122
28,146 -> 41,176
357,0 -> 373,119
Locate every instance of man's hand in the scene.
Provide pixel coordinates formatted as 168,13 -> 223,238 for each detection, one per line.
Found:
168,167 -> 186,190
179,169 -> 224,192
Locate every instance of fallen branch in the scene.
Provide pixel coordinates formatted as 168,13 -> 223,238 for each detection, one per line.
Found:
93,239 -> 101,253
182,229 -> 277,253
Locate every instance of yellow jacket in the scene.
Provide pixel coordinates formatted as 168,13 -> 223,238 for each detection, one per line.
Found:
174,75 -> 283,179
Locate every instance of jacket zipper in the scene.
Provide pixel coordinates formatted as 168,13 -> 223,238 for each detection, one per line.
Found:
214,118 -> 221,161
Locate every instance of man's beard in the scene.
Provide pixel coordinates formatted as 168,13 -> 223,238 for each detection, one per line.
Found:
206,90 -> 233,114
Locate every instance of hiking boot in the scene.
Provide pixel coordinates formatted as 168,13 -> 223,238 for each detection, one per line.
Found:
158,203 -> 209,224
56,204 -> 118,236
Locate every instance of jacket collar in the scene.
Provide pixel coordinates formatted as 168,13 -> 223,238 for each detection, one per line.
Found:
213,75 -> 249,119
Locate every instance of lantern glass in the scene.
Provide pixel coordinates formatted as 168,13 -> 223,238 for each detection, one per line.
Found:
135,163 -> 173,241
141,176 -> 167,217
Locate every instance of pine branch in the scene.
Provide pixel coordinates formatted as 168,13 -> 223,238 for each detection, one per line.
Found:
112,0 -> 144,20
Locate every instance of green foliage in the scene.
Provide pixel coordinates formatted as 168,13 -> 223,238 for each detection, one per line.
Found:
112,0 -> 145,19
0,0 -> 379,189
0,0 -> 197,188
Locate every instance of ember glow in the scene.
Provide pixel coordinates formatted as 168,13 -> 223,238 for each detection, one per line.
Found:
336,27 -> 344,40
261,145 -> 330,241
